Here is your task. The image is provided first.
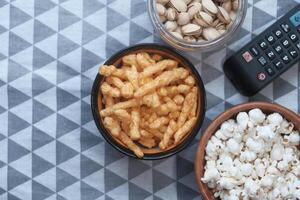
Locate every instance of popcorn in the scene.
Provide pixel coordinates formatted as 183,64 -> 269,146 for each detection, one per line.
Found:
249,108 -> 265,124
226,138 -> 240,155
267,113 -> 283,126
236,112 -> 249,130
271,143 -> 284,161
257,125 -> 276,140
201,108 -> 300,200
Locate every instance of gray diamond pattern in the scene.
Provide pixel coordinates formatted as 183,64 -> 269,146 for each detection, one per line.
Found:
0,0 -> 299,199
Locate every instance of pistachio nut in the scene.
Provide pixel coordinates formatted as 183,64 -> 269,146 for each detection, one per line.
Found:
217,6 -> 231,24
183,35 -> 197,42
215,0 -> 230,2
177,12 -> 190,25
190,0 -> 201,3
171,31 -> 183,39
187,2 -> 202,19
197,36 -> 205,42
221,1 -> 232,12
174,27 -> 182,34
182,23 -> 202,35
226,21 -> 233,29
169,0 -> 187,12
229,11 -> 237,21
157,0 -> 170,5
194,11 -> 214,27
232,0 -> 239,11
202,27 -> 221,40
218,29 -> 226,34
182,0 -> 193,4
166,8 -> 177,21
159,15 -> 167,23
156,3 -> 166,16
165,21 -> 178,31
202,0 -> 218,15
157,0 -> 238,43
212,19 -> 220,27
215,22 -> 226,30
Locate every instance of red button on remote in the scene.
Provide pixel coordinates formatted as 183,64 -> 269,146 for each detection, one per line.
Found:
242,51 -> 253,63
257,72 -> 267,81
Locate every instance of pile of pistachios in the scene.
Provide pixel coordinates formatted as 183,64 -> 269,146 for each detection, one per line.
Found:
156,0 -> 239,42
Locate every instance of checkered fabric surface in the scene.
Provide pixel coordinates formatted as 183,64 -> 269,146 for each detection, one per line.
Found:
0,0 -> 299,199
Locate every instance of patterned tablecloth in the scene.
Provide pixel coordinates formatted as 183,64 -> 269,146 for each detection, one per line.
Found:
0,0 -> 299,199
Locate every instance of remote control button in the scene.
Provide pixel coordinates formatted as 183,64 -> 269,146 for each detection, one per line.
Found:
258,40 -> 268,50
273,29 -> 283,38
273,59 -> 284,70
266,50 -> 276,60
242,51 -> 253,63
274,44 -> 283,54
288,33 -> 298,42
281,23 -> 291,33
257,72 -> 267,81
281,39 -> 291,48
288,48 -> 298,58
258,56 -> 267,66
266,34 -> 276,44
281,54 -> 291,64
296,41 -> 300,50
265,67 -> 275,76
289,10 -> 300,27
250,46 -> 259,56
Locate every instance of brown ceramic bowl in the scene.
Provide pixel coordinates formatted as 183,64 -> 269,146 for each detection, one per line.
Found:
194,101 -> 300,200
91,44 -> 206,160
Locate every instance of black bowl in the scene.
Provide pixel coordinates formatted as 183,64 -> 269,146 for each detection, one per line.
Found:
91,43 -> 206,160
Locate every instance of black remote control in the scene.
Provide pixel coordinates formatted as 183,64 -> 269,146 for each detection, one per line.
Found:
224,4 -> 300,97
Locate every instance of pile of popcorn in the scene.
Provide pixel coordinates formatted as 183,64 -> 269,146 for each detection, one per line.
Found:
201,108 -> 300,200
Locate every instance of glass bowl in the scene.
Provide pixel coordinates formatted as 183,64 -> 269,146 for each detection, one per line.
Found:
147,0 -> 247,51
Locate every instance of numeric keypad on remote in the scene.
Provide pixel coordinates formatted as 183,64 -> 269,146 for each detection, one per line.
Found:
224,5 -> 300,97
248,20 -> 300,76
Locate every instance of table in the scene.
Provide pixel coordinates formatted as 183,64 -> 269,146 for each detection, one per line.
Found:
0,0 -> 299,199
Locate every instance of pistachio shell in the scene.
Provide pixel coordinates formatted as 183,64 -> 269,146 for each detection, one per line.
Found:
217,6 -> 231,24
169,0 -> 187,12
177,12 -> 190,25
171,31 -> 183,39
202,0 -> 218,15
181,23 -> 202,36
156,3 -> 166,16
165,21 -> 178,31
194,11 -> 213,27
187,2 -> 202,19
166,8 -> 177,21
202,27 -> 221,40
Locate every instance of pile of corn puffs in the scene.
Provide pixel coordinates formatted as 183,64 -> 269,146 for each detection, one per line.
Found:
98,52 -> 198,158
